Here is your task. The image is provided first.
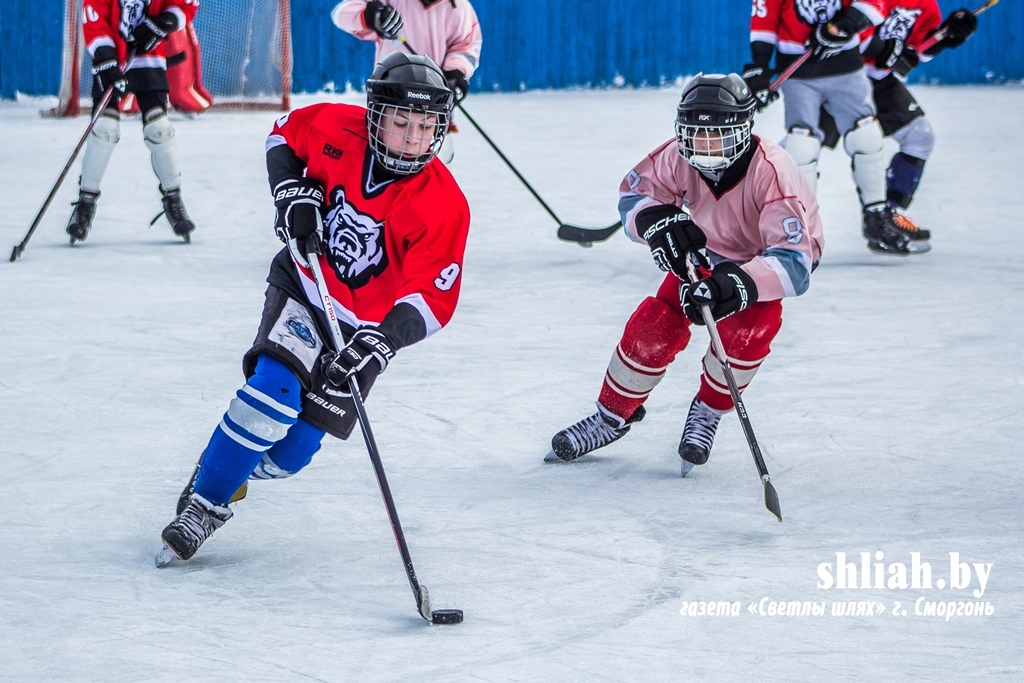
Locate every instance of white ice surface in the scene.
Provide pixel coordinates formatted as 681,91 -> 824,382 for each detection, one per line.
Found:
1,86 -> 1023,681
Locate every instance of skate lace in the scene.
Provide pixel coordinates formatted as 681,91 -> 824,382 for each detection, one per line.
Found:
175,499 -> 222,545
564,412 -> 623,456
892,212 -> 920,233
682,401 -> 721,452
163,192 -> 190,223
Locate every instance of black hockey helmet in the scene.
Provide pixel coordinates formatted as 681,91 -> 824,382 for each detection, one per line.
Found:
366,52 -> 454,175
675,73 -> 757,174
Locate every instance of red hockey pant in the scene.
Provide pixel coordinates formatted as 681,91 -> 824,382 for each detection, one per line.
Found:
598,273 -> 783,418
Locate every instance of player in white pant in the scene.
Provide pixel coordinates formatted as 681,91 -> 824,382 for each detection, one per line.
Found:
745,0 -> 915,256
69,0 -> 196,245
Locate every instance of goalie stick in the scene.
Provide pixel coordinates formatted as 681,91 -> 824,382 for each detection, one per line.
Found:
285,234 -> 463,625
10,50 -> 137,263
685,256 -> 782,522
396,37 -> 621,247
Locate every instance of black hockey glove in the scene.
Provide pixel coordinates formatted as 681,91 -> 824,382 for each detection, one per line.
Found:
809,22 -> 852,61
879,40 -> 920,77
636,205 -> 709,278
273,177 -> 326,248
444,69 -> 469,102
680,261 -> 759,326
741,64 -> 778,111
364,1 -> 403,40
925,9 -> 978,55
322,328 -> 396,392
130,12 -> 179,53
91,46 -> 128,99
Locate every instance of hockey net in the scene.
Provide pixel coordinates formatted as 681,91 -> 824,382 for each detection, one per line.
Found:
53,0 -> 292,116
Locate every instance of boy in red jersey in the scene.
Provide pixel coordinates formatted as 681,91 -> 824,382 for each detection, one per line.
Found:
70,0 -> 199,243
158,53 -> 470,563
744,0 -> 918,256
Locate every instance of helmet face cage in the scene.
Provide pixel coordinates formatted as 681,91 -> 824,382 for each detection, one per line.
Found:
674,119 -> 752,173
367,102 -> 450,175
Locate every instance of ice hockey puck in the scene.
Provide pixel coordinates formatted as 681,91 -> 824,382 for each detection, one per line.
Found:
431,609 -> 463,624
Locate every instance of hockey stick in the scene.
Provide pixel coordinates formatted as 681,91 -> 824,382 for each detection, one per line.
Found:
285,235 -> 463,625
684,256 -> 782,522
916,0 -> 1000,54
767,50 -> 813,95
10,50 -> 136,263
396,36 -> 621,247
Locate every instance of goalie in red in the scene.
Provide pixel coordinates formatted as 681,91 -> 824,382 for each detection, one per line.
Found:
157,53 -> 471,564
69,0 -> 199,244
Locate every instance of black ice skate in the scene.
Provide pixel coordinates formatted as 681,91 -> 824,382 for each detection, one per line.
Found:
679,398 -> 723,478
546,405 -> 645,462
158,493 -> 232,565
862,204 -> 912,256
153,186 -> 195,243
66,190 -> 99,244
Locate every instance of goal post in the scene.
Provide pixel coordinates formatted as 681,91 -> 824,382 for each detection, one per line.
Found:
52,0 -> 292,116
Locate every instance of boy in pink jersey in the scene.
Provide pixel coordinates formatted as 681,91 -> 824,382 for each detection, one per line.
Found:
548,74 -> 823,477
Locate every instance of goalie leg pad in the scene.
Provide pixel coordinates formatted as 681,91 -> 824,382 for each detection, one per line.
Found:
598,281 -> 692,419
194,355 -> 302,504
696,301 -> 783,412
143,110 -> 182,192
784,128 -> 821,194
80,114 -> 120,193
845,117 -> 886,207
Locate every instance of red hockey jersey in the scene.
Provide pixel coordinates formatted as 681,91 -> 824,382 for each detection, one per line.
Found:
83,0 -> 198,70
268,103 -> 471,339
750,0 -> 887,56
860,0 -> 942,79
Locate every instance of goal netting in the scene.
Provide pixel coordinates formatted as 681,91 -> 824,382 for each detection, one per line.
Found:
53,0 -> 292,116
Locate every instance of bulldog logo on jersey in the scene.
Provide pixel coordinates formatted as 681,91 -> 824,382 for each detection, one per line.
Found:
119,0 -> 149,40
324,187 -> 388,288
795,0 -> 841,25
878,7 -> 923,41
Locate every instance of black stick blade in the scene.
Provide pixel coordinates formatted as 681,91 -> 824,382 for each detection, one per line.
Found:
557,221 -> 622,245
764,480 -> 782,522
10,245 -> 22,262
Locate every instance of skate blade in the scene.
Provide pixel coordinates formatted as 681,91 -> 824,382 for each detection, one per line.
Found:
155,544 -> 179,568
907,240 -> 931,254
681,459 -> 695,478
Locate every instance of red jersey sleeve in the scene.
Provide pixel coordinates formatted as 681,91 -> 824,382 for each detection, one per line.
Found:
388,175 -> 471,334
750,0 -> 784,46
267,104 -> 335,167
82,0 -> 118,56
907,0 -> 943,52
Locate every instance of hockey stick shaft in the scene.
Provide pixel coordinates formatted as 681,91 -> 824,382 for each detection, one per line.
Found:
768,50 -> 813,94
917,0 -> 999,54
685,258 -> 782,522
287,236 -> 432,620
10,51 -> 136,263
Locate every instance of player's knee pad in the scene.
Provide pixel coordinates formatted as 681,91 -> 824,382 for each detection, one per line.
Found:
222,355 -> 302,450
892,116 -> 934,161
784,128 -> 821,193
143,113 -> 182,191
80,115 -> 121,192
620,296 -> 692,369
845,117 -> 886,207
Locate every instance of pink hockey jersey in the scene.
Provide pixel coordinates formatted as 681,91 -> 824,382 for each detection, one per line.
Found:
619,137 -> 824,302
332,0 -> 482,79
859,0 -> 942,79
83,0 -> 198,70
751,0 -> 886,56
